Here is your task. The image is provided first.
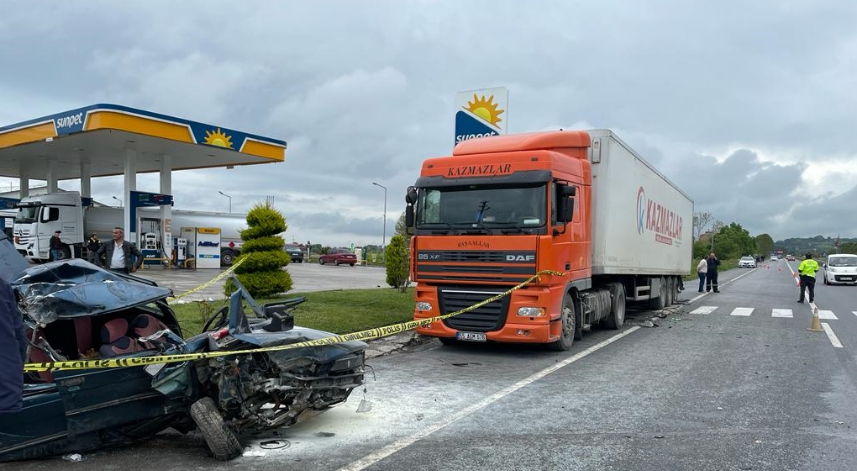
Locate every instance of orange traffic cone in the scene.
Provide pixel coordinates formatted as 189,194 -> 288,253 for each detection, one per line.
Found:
808,307 -> 823,332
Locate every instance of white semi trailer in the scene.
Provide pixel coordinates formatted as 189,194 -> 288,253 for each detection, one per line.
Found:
13,191 -> 246,265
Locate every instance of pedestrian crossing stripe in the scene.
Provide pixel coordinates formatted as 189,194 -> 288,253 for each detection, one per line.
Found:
688,307 -> 846,319
690,306 -> 718,315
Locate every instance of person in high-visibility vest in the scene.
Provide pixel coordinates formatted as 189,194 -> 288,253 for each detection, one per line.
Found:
797,252 -> 819,303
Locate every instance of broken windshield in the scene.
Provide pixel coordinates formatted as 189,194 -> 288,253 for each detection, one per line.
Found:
417,185 -> 546,230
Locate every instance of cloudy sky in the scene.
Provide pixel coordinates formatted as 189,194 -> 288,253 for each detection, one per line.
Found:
1,0 -> 856,247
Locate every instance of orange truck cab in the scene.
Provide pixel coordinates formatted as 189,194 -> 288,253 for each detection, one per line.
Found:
405,130 -> 692,350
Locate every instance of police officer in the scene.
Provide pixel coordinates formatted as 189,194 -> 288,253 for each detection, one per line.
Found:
797,252 -> 819,303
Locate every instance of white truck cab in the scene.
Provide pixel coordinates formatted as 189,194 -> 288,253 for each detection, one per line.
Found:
14,192 -> 84,260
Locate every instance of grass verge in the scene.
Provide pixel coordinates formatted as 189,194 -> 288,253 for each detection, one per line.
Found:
172,288 -> 415,337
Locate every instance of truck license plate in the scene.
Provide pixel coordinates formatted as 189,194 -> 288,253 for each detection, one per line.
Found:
456,332 -> 486,342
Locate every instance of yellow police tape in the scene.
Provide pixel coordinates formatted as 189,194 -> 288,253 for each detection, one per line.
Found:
166,257 -> 246,303
23,269 -> 565,373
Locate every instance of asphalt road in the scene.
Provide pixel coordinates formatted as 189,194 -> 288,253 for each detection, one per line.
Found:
5,260 -> 856,470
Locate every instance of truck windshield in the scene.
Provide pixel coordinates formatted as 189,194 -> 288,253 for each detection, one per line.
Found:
417,185 -> 546,228
14,207 -> 38,224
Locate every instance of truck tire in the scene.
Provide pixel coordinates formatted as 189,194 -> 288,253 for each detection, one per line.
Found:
604,283 -> 626,330
664,277 -> 674,307
547,294 -> 575,351
220,250 -> 236,267
189,397 -> 243,461
649,277 -> 666,310
60,244 -> 72,260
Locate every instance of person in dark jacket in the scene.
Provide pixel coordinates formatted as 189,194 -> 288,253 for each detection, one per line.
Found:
49,230 -> 63,261
706,252 -> 721,293
95,227 -> 142,274
0,277 -> 26,414
87,233 -> 101,264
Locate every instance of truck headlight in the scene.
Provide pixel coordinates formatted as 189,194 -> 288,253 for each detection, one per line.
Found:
416,302 -> 432,311
517,307 -> 545,317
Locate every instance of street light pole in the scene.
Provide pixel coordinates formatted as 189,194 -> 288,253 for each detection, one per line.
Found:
112,196 -> 122,207
218,191 -> 232,213
372,182 -> 387,264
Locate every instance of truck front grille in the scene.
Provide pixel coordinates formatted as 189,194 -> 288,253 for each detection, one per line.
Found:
439,287 -> 510,332
415,251 -> 536,283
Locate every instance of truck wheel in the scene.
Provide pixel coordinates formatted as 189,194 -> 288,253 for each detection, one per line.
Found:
649,278 -> 666,310
189,397 -> 243,461
547,294 -> 575,351
60,245 -> 72,260
664,277 -> 674,307
604,283 -> 626,330
220,250 -> 236,267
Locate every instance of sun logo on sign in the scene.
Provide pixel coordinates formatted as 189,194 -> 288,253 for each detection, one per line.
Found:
465,94 -> 504,126
203,128 -> 234,149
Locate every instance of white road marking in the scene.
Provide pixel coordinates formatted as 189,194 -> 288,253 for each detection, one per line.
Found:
690,306 -> 718,315
337,327 -> 641,471
687,268 -> 757,304
821,323 -> 843,348
817,310 -> 838,320
853,311 -> 857,317
730,307 -> 753,316
772,309 -> 793,318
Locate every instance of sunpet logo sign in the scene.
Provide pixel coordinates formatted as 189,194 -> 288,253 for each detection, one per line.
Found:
636,186 -> 683,245
54,112 -> 86,135
453,87 -> 508,146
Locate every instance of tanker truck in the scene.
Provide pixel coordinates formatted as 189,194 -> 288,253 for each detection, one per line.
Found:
405,129 -> 693,350
13,191 -> 247,266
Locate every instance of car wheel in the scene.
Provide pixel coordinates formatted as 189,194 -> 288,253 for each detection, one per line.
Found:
334,260 -> 340,266
824,274 -> 829,285
604,283 -> 626,330
319,258 -> 325,265
547,294 -> 575,351
350,263 -> 355,266
189,397 -> 243,461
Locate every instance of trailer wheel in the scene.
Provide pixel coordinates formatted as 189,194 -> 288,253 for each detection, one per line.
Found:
604,283 -> 626,330
649,277 -> 667,310
189,397 -> 243,461
547,294 -> 575,351
664,277 -> 674,307
220,250 -> 236,266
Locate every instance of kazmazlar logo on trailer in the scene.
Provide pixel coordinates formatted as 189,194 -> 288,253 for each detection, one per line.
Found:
636,186 -> 682,245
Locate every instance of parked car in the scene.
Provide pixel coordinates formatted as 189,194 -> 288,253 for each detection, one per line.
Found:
823,253 -> 857,285
0,234 -> 366,462
319,247 -> 357,266
284,244 -> 304,263
738,256 -> 757,268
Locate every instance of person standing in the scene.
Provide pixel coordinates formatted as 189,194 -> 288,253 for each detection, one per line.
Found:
0,276 -> 26,414
87,233 -> 101,264
49,230 -> 63,261
797,252 -> 819,303
706,252 -> 721,293
95,227 -> 143,274
696,255 -> 709,293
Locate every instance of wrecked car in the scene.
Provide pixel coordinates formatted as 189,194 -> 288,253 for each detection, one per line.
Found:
0,238 -> 366,462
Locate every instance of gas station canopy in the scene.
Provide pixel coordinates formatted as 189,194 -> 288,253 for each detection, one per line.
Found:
0,103 -> 286,180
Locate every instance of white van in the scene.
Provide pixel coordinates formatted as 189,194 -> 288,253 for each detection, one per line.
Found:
823,254 -> 857,285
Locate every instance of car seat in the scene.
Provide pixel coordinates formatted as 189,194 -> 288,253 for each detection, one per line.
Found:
98,318 -> 144,358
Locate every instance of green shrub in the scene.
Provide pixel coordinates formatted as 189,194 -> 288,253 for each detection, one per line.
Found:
225,202 -> 292,298
385,234 -> 410,292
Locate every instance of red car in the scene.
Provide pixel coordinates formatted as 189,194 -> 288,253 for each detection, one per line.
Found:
319,247 -> 357,266
786,255 -> 796,261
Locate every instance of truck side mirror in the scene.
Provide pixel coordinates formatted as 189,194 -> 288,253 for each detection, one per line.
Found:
405,205 -> 415,229
405,187 -> 418,205
557,185 -> 576,223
